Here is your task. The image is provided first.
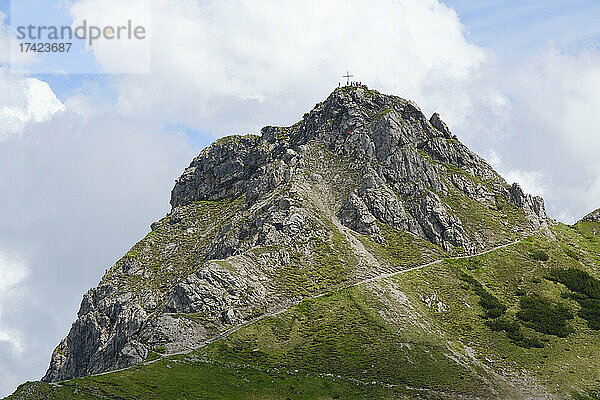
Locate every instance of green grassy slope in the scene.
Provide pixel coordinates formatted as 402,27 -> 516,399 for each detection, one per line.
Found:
9,218 -> 600,399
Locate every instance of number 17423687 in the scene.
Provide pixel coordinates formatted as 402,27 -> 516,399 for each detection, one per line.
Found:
19,43 -> 72,52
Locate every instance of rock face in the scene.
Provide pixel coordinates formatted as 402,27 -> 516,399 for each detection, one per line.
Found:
42,86 -> 549,382
429,112 -> 453,139
508,182 -> 548,230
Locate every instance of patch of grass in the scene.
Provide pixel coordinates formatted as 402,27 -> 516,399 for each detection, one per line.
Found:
455,271 -> 544,347
359,222 -> 445,267
273,218 -> 356,296
146,351 -> 162,362
5,381 -> 99,400
573,388 -> 600,399
372,107 -> 391,121
464,258 -> 481,271
201,288 -> 489,396
574,220 -> 600,239
13,359 -> 407,400
214,134 -> 259,146
416,148 -> 434,163
213,260 -> 234,271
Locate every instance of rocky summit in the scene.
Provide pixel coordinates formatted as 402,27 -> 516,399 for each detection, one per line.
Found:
10,87 -> 600,399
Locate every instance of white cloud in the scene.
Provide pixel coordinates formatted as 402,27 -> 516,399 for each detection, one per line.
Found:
69,0 -> 600,224
0,73 -> 65,142
485,150 -> 547,198
486,48 -> 600,222
0,251 -> 28,354
24,79 -> 66,122
69,0 -> 151,73
0,87 -> 196,396
67,0 -> 486,133
503,170 -> 547,198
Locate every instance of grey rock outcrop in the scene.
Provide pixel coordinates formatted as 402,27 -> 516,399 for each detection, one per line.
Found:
338,193 -> 379,235
170,135 -> 267,207
43,284 -> 149,382
429,112 -> 453,139
508,183 -> 548,230
163,265 -> 267,316
43,86 -> 550,382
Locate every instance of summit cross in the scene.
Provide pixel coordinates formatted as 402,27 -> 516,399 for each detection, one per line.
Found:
343,70 -> 354,85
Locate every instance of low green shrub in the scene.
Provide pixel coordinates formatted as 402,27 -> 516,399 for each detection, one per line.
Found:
486,317 -> 544,348
548,268 -> 600,299
516,295 -> 574,337
460,274 -> 506,319
464,258 -> 481,271
486,318 -> 520,334
518,336 -> 545,349
530,250 -> 549,261
572,388 -> 600,400
549,268 -> 600,330
576,298 -> 600,330
566,249 -> 580,261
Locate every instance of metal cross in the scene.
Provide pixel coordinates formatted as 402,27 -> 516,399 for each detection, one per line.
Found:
343,70 -> 354,85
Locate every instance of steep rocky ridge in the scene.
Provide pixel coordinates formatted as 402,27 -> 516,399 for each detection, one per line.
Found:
42,86 -> 549,383
583,208 -> 600,222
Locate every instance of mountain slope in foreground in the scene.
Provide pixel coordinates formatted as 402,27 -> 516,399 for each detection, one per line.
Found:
8,87 -> 600,399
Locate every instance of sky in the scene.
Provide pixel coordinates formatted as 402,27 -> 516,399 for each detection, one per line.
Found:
0,0 -> 599,396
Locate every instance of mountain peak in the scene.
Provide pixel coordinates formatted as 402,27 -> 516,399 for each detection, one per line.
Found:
44,87 -> 549,383
171,86 -> 548,243
291,86 -> 446,147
